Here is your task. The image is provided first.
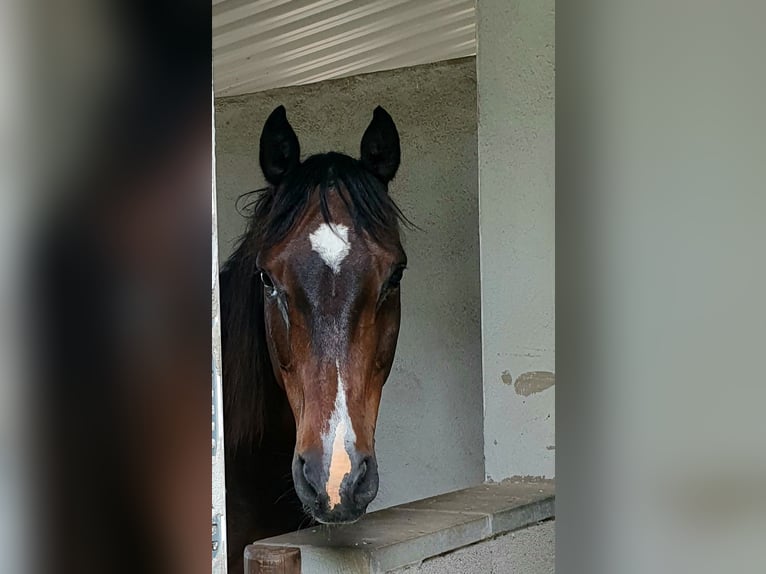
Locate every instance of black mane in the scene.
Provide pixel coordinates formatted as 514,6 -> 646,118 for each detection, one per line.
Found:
220,152 -> 408,452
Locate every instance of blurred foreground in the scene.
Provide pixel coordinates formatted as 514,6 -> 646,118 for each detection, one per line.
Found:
2,1 -> 211,573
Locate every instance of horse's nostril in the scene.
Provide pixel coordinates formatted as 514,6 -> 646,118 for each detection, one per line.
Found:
298,455 -> 319,497
350,456 -> 378,506
350,458 -> 370,494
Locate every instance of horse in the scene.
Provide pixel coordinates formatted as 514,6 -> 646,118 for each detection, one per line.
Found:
220,104 -> 409,572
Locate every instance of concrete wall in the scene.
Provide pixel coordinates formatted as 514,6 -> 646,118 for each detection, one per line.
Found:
477,0 -> 556,480
214,58 -> 484,510
394,520 -> 555,574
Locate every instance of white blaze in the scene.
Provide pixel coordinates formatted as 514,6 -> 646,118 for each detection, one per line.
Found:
322,361 -> 356,508
309,223 -> 350,274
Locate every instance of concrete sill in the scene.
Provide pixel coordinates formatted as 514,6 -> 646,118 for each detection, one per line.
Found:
246,480 -> 555,574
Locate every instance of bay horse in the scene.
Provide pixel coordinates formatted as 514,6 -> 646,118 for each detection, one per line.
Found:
220,105 -> 408,571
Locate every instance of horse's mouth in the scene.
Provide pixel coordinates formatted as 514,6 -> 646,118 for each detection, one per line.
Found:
313,515 -> 364,526
307,502 -> 369,526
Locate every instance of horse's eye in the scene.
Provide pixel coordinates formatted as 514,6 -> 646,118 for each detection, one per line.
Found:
260,271 -> 276,294
388,267 -> 405,289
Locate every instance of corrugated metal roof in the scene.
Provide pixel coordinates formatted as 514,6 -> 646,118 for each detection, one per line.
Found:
213,0 -> 476,97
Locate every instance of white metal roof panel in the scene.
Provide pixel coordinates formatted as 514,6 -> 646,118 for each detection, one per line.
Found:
213,0 -> 476,96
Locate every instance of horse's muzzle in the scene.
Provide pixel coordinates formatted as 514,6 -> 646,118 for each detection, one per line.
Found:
292,450 -> 379,524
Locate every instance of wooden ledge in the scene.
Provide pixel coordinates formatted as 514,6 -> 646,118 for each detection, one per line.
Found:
245,480 -> 555,574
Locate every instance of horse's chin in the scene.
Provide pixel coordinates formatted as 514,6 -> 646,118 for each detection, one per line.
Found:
309,506 -> 368,526
313,515 -> 364,526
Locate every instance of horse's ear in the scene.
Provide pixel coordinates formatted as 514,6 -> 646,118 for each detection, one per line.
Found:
360,106 -> 400,185
259,105 -> 300,186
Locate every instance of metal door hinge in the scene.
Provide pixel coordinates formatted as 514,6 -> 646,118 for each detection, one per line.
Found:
212,513 -> 222,557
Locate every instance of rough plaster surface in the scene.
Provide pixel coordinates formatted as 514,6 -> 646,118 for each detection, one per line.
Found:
393,520 -> 555,574
477,0 -> 556,479
214,58 -> 484,510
